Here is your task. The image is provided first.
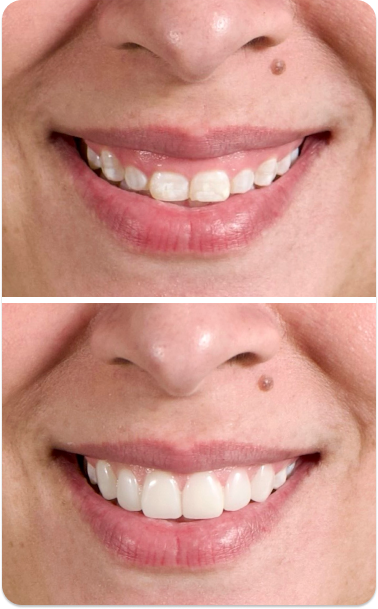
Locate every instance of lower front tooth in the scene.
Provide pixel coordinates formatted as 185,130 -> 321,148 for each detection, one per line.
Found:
96,460 -> 117,500
250,464 -> 275,502
189,171 -> 230,203
182,472 -> 224,519
141,471 -> 182,519
149,171 -> 189,202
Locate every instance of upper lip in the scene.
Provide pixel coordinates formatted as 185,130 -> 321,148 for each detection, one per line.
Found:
66,125 -> 320,159
65,440 -> 313,473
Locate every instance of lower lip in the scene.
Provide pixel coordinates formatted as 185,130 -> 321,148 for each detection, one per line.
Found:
56,134 -> 327,256
59,453 -> 313,569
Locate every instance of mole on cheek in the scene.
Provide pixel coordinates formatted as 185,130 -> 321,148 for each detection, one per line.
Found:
258,375 -> 274,391
270,59 -> 286,75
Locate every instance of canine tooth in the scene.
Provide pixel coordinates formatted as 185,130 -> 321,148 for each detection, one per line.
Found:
87,147 -> 101,170
273,467 -> 287,490
286,461 -> 296,476
100,151 -> 124,182
224,469 -> 251,511
141,471 -> 182,519
230,169 -> 255,194
125,166 -> 148,191
189,170 -> 230,203
87,462 -> 97,485
250,464 -> 275,502
117,468 -> 142,511
183,472 -> 224,519
149,171 -> 189,202
290,148 -> 299,164
254,158 -> 277,186
276,153 -> 291,176
96,460 -> 117,500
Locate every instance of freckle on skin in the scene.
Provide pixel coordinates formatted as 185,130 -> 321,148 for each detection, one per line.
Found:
258,375 -> 274,391
270,59 -> 286,75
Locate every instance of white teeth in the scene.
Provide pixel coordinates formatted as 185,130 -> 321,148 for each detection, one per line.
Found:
117,468 -> 142,511
87,462 -> 97,485
286,461 -> 296,476
141,471 -> 182,519
223,468 -> 251,511
189,170 -> 230,204
230,169 -> 255,194
87,147 -> 101,170
276,152 -> 292,176
96,460 -> 117,500
182,472 -> 224,519
149,171 -> 189,202
100,150 -> 124,182
273,467 -> 287,490
254,158 -> 278,187
124,166 -> 148,191
250,464 -> 275,502
290,148 -> 299,164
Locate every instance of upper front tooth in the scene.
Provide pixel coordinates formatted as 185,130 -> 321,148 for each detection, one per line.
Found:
96,460 -> 117,500
276,153 -> 292,176
124,166 -> 148,191
254,158 -> 278,186
141,471 -> 182,519
189,170 -> 230,203
224,468 -> 251,511
230,169 -> 255,194
87,462 -> 97,485
149,171 -> 189,202
286,461 -> 296,476
87,147 -> 101,170
182,471 -> 224,519
117,468 -> 142,511
250,464 -> 275,502
290,148 -> 299,163
100,150 -> 124,182
273,467 -> 287,490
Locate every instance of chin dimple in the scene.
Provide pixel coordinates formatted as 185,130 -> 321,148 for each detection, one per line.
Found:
82,142 -> 302,207
85,458 -> 298,521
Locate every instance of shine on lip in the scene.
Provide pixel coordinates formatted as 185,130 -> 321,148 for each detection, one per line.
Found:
56,129 -> 328,255
59,449 -> 315,569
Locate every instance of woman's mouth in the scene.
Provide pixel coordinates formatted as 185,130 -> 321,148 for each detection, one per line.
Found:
54,127 -> 329,255
56,445 -> 320,569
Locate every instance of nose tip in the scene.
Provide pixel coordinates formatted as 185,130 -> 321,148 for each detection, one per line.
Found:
91,304 -> 282,398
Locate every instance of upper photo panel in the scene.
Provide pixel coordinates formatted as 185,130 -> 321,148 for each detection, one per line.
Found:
2,0 -> 376,296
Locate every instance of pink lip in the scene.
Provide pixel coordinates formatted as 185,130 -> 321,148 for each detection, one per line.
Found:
56,131 -> 328,255
59,451 -> 315,569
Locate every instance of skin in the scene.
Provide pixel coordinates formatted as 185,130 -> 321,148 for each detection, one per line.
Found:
2,303 -> 376,604
2,0 -> 376,296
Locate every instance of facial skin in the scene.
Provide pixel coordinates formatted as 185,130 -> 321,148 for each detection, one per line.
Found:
2,0 -> 376,296
2,303 -> 376,604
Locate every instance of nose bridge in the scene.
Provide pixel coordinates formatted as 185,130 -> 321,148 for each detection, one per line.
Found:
97,0 -> 294,82
91,304 -> 281,397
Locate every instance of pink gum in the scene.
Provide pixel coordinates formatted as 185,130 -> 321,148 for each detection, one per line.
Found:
86,458 -> 295,491
84,139 -> 304,180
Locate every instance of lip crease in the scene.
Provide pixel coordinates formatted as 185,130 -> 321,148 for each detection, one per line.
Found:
58,449 -> 316,569
56,130 -> 328,255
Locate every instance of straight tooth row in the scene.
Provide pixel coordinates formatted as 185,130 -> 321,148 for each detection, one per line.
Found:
87,460 -> 297,520
86,146 -> 301,205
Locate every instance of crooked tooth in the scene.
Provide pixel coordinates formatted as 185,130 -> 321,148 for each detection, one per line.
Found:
149,171 -> 189,202
87,147 -> 101,170
117,468 -> 142,511
100,151 -> 124,182
87,462 -> 97,485
230,169 -> 254,194
224,468 -> 251,511
290,148 -> 299,164
189,170 -> 230,204
273,467 -> 287,490
124,166 -> 148,191
254,158 -> 278,187
182,472 -> 224,519
141,471 -> 182,519
250,464 -> 275,502
96,460 -> 117,500
276,153 -> 292,176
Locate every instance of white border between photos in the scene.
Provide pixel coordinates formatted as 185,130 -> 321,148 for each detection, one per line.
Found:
2,296 -> 377,304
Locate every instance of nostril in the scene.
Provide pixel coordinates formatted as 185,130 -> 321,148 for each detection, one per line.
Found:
244,36 -> 270,49
226,352 -> 259,367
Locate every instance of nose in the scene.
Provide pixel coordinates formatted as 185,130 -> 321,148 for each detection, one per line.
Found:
97,0 -> 294,82
90,304 -> 281,397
